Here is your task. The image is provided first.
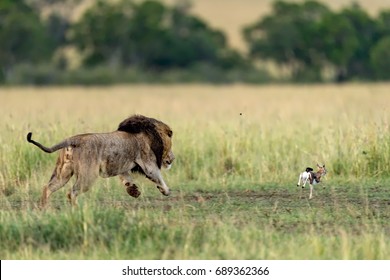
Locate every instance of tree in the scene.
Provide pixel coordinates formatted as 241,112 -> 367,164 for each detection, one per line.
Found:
316,11 -> 359,81
27,0 -> 79,50
243,0 -> 330,81
370,36 -> 390,80
338,4 -> 380,79
243,1 -> 389,82
71,0 -> 245,70
70,0 -> 133,67
377,10 -> 390,38
0,0 -> 54,80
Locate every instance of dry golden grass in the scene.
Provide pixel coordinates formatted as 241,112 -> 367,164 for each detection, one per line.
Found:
3,83 -> 389,123
2,83 -> 390,182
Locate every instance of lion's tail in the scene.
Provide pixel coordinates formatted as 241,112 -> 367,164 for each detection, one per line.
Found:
27,132 -> 71,153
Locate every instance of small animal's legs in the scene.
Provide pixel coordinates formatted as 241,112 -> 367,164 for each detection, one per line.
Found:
309,184 -> 313,199
297,174 -> 301,187
302,177 -> 309,188
297,173 -> 309,188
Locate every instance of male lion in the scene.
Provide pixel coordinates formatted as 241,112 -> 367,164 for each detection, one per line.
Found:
27,115 -> 175,207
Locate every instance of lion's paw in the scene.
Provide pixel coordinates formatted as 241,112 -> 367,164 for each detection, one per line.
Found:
126,184 -> 141,198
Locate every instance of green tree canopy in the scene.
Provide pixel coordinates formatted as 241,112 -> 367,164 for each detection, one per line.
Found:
71,0 -> 245,70
243,0 -> 330,80
0,0 -> 54,79
243,0 -> 387,82
315,11 -> 359,78
339,4 -> 379,79
370,36 -> 390,80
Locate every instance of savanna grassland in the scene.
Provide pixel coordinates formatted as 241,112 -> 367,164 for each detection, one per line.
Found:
1,84 -> 390,259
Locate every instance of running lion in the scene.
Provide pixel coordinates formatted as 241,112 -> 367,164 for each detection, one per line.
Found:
27,115 -> 175,207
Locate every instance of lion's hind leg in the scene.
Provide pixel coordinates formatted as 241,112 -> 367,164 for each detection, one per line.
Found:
67,164 -> 99,206
40,147 -> 74,208
119,173 -> 141,198
67,175 -> 96,206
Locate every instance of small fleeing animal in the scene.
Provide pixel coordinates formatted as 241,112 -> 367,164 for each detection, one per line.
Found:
297,164 -> 327,199
26,115 -> 175,208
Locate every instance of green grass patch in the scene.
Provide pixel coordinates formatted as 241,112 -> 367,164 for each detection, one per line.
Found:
1,182 -> 389,259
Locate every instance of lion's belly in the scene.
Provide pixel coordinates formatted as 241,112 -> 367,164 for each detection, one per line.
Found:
78,133 -> 139,178
99,157 -> 136,177
98,148 -> 138,178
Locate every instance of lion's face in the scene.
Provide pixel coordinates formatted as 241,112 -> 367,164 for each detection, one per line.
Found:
158,123 -> 175,170
163,150 -> 175,169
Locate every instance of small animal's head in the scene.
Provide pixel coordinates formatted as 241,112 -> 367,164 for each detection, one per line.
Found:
316,164 -> 327,176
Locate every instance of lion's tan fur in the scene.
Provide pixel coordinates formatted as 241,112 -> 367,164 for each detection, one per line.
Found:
27,115 -> 174,207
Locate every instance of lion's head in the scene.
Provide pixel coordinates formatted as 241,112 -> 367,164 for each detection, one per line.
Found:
117,114 -> 174,169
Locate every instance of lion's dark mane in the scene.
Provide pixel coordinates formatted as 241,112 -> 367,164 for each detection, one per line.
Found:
117,115 -> 165,169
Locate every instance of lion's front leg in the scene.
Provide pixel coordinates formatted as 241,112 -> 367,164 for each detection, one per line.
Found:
136,161 -> 170,196
119,173 -> 141,198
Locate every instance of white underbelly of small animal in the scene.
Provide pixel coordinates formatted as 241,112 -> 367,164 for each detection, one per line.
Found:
302,173 -> 319,185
